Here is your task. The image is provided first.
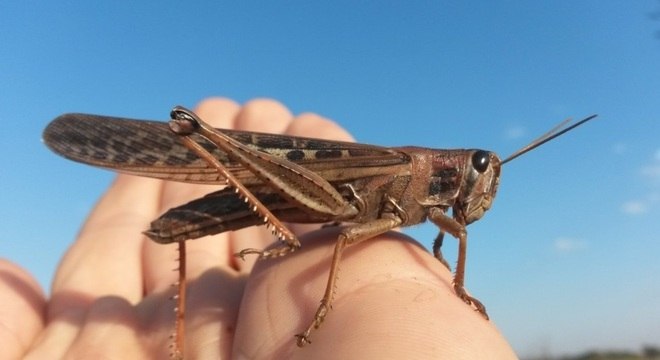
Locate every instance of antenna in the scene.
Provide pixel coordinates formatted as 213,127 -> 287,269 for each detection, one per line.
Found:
502,114 -> 598,165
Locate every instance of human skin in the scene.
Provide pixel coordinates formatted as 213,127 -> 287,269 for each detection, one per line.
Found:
1,98 -> 517,359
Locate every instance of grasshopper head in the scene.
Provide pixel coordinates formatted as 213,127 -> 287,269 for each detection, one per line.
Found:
457,150 -> 501,225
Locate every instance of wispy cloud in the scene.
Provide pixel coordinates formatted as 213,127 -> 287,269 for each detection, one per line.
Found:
643,148 -> 660,182
621,200 -> 649,215
504,126 -> 526,140
641,163 -> 660,183
612,142 -> 627,155
621,148 -> 660,215
553,237 -> 588,253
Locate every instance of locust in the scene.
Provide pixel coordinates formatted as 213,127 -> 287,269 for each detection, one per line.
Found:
43,106 -> 596,356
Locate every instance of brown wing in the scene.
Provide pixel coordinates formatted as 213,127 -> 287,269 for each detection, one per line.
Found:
145,187 -> 335,243
43,112 -> 410,184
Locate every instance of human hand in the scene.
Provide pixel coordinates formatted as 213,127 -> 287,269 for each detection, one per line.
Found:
2,98 -> 517,359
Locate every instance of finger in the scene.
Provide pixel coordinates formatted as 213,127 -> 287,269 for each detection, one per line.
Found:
0,260 -> 45,359
52,175 -> 162,302
286,112 -> 354,141
65,297 -> 146,358
29,175 -> 160,357
143,98 -> 241,292
297,233 -> 516,359
233,229 -> 515,358
234,98 -> 294,133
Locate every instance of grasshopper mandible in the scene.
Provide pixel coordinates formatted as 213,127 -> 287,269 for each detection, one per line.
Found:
43,106 -> 596,353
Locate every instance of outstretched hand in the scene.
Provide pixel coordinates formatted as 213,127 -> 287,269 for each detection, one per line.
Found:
2,98 -> 517,359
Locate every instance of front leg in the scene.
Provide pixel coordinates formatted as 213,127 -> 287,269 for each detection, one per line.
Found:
428,207 -> 489,319
432,231 -> 452,271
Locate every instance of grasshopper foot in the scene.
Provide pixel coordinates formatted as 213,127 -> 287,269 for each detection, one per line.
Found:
294,332 -> 312,347
235,248 -> 259,261
454,285 -> 489,320
295,301 -> 330,347
235,244 -> 299,260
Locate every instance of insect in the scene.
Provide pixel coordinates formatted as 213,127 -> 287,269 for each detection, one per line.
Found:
43,106 -> 596,356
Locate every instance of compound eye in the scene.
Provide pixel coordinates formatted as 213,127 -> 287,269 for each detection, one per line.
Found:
471,150 -> 490,173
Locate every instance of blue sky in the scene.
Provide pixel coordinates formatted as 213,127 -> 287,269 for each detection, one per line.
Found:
2,1 -> 659,357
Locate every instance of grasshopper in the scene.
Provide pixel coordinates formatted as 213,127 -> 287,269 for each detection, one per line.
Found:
43,106 -> 596,354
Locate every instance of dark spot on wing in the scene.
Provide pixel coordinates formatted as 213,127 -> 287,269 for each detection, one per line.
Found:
141,154 -> 158,164
140,136 -> 174,153
92,151 -> 107,160
306,140 -> 332,149
230,132 -> 252,144
113,153 -> 130,163
286,150 -> 305,161
111,139 -> 127,153
165,155 -> 189,165
315,149 -> 342,159
256,136 -> 294,148
185,151 -> 199,162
